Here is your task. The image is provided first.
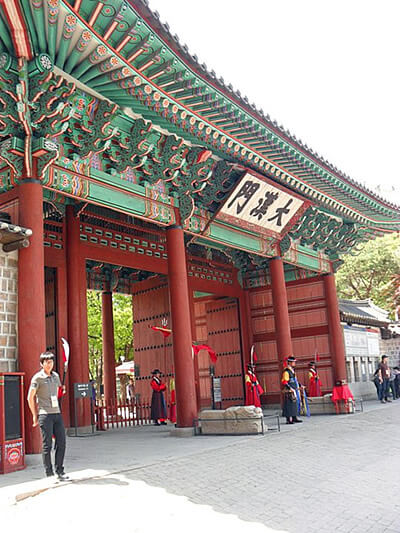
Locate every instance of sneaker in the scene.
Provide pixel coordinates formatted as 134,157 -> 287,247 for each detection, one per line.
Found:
45,471 -> 54,478
293,418 -> 303,423
380,400 -> 386,404
56,472 -> 69,481
386,399 -> 392,403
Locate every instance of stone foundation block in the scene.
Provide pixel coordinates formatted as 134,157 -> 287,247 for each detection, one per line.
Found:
200,405 -> 264,435
308,394 -> 355,415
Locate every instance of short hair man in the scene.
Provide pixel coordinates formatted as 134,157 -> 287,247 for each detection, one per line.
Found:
27,352 -> 68,480
378,354 -> 392,404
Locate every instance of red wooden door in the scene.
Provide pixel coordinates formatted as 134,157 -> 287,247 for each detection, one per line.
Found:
193,298 -> 211,408
45,267 -> 58,362
205,298 -> 244,408
132,276 -> 172,403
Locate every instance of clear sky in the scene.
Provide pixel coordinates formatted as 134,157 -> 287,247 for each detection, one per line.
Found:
147,0 -> 400,203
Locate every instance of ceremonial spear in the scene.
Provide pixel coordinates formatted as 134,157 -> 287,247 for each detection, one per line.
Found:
59,337 -> 70,406
250,344 -> 257,366
250,344 -> 266,393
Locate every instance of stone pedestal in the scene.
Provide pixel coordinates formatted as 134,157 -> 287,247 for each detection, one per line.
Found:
200,406 -> 264,435
307,395 -> 355,415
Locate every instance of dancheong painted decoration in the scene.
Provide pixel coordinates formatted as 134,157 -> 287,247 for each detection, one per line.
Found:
0,0 -> 398,452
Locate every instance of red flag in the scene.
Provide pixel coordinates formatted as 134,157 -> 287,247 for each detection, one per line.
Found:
151,325 -> 172,338
192,344 -> 217,363
314,348 -> 320,362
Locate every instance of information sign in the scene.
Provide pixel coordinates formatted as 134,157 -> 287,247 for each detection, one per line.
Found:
74,382 -> 91,399
213,377 -> 222,403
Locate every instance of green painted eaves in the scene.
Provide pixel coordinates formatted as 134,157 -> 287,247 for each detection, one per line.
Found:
7,0 -> 400,229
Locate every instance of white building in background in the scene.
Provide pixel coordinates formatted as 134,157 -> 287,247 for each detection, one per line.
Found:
339,299 -> 400,399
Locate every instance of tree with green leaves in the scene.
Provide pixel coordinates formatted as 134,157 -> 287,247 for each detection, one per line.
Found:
336,233 -> 400,318
87,290 -> 134,388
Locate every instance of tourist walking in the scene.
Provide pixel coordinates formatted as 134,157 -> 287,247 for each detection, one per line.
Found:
389,368 -> 397,400
372,368 -> 381,400
126,377 -> 135,403
27,352 -> 68,480
393,367 -> 400,399
377,355 -> 391,403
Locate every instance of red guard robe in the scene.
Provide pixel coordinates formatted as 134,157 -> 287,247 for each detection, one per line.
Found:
150,376 -> 167,422
245,369 -> 264,408
308,368 -> 322,397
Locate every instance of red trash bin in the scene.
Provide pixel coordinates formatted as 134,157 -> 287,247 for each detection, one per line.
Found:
0,372 -> 25,474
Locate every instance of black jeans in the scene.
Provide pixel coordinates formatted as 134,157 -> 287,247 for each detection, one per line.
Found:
38,413 -> 66,475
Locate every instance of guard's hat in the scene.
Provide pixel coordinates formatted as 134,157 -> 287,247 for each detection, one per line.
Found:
287,356 -> 296,363
151,369 -> 162,375
309,361 -> 316,367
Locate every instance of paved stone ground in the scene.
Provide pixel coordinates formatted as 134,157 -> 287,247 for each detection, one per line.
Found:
1,402 -> 400,532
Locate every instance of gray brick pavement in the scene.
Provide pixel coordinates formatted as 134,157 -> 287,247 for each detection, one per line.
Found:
1,402 -> 400,532
119,404 -> 400,532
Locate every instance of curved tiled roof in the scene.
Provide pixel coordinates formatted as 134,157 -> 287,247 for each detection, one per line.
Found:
0,220 -> 32,249
339,299 -> 390,327
134,0 -> 400,211
1,0 -> 399,230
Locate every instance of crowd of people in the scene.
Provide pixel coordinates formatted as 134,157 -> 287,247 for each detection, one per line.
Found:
373,355 -> 400,403
27,348 -> 398,481
246,352 -> 400,423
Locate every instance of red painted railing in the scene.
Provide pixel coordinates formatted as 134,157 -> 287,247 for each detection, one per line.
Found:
95,399 -> 152,430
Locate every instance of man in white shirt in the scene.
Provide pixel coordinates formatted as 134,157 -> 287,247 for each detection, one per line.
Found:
27,352 -> 68,480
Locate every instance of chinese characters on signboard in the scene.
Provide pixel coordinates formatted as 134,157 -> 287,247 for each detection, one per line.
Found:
219,173 -> 304,235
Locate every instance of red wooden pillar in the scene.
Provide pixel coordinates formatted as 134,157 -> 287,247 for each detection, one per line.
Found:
65,206 -> 90,427
166,225 -> 197,427
269,257 -> 293,370
102,291 -> 116,402
324,273 -> 347,382
18,181 -> 46,454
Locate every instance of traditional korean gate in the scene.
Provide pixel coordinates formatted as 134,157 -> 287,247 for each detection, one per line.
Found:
132,276 -> 172,404
205,298 -> 244,408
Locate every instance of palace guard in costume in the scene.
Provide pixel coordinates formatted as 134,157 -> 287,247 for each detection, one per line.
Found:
150,369 -> 167,426
308,361 -> 322,397
281,357 -> 303,424
245,363 -> 264,407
